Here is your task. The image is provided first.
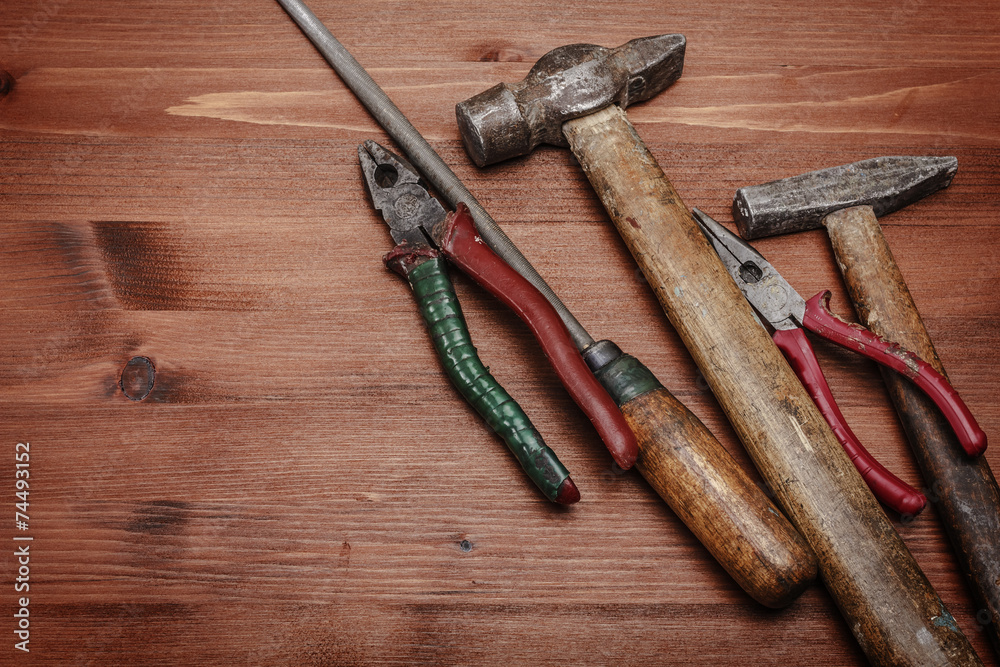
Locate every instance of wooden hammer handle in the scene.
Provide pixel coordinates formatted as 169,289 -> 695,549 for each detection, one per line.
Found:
562,105 -> 981,665
824,205 -> 1000,655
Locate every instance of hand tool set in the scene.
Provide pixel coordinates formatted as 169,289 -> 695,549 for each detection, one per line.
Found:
274,0 -> 994,662
276,0 -> 816,610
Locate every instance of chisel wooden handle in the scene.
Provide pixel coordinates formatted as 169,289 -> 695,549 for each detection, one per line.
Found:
585,341 -> 817,608
563,105 -> 982,665
824,205 -> 1000,655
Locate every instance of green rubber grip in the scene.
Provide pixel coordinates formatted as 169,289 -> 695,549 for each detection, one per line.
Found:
585,340 -> 663,407
395,254 -> 571,501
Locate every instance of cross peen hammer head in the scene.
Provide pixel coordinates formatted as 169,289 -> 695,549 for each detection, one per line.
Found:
732,156 -> 959,239
456,34 -> 686,167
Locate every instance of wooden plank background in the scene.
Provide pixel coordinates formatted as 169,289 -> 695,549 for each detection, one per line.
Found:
1,0 -> 997,664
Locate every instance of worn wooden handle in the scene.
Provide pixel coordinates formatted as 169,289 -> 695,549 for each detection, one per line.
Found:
626,386 -> 817,608
589,344 -> 818,607
824,205 -> 1000,655
562,105 -> 982,665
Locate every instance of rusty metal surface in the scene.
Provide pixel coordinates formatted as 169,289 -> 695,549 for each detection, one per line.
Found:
692,208 -> 807,332
732,155 -> 959,239
276,0 -> 596,348
359,140 -> 448,248
455,34 -> 686,167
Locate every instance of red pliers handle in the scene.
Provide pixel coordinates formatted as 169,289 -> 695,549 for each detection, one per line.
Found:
773,326 -> 926,515
774,291 -> 988,516
801,292 -> 986,458
693,208 -> 987,516
442,207 -> 638,470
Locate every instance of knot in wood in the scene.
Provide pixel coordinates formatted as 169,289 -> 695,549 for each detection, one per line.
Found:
120,356 -> 155,401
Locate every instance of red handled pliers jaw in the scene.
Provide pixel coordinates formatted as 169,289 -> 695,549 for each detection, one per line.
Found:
693,207 -> 987,516
692,207 -> 805,332
693,208 -> 926,516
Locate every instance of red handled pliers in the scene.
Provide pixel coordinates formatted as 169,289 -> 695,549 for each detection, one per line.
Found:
360,140 -> 638,475
692,208 -> 987,516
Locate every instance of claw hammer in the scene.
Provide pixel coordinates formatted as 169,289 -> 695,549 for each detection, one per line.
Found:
457,39 -> 982,664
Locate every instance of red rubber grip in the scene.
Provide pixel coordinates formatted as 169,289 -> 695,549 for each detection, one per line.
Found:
439,204 -> 638,470
772,327 -> 927,515
803,291 -> 986,457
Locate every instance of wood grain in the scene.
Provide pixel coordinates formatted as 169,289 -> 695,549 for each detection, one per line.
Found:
564,104 -> 980,665
0,0 -> 998,664
825,206 -> 1000,655
624,386 -> 817,609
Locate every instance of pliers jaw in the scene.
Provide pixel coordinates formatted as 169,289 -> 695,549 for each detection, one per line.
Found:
359,139 -> 449,248
691,208 -> 806,331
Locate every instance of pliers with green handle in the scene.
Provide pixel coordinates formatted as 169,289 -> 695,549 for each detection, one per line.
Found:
361,140 -> 642,504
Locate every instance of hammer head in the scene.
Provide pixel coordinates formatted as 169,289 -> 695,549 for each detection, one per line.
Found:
456,34 -> 685,167
732,156 -> 959,239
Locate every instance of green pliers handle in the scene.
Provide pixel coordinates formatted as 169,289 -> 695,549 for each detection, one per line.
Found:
386,248 -> 578,504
